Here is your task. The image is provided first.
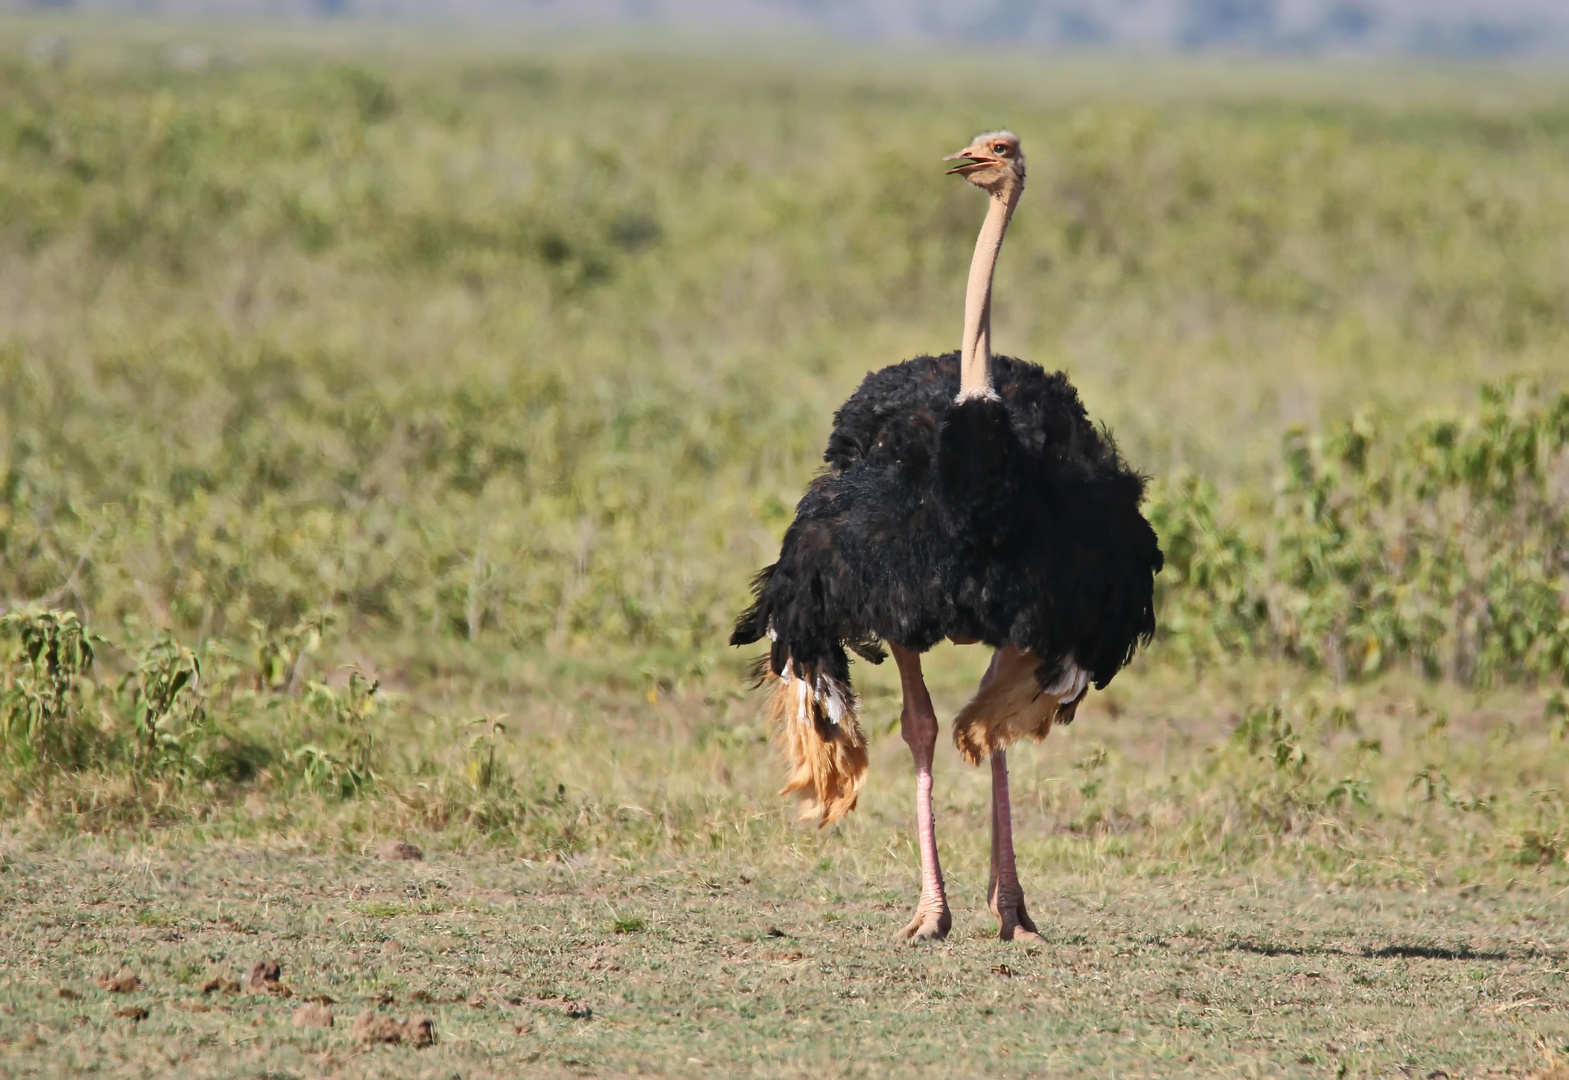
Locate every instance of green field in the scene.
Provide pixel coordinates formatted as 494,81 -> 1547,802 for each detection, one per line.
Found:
1,19 -> 1568,1077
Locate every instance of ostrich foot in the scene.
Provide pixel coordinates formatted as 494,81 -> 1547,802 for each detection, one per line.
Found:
897,898 -> 952,943
989,888 -> 1042,943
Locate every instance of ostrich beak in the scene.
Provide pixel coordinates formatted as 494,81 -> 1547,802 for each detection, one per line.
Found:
944,148 -> 996,175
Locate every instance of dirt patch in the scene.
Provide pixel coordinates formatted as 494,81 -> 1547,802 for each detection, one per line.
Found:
95,972 -> 142,993
351,1009 -> 434,1046
377,840 -> 423,862
291,1003 -> 333,1028
243,960 -> 287,996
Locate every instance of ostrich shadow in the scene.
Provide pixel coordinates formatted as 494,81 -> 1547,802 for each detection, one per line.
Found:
1223,940 -> 1514,962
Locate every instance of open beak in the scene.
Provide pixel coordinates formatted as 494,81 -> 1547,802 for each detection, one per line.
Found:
944,147 -> 996,175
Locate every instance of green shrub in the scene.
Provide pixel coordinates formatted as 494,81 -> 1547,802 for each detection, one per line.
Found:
124,634 -> 206,773
0,610 -> 98,768
1154,382 -> 1569,686
284,670 -> 380,797
0,609 -> 384,799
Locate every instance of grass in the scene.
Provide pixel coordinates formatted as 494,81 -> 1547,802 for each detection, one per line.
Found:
2,651 -> 1566,1075
1,843 -> 1566,1077
1,16 -> 1568,1076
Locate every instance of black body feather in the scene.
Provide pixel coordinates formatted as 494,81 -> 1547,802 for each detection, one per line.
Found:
732,351 -> 1162,699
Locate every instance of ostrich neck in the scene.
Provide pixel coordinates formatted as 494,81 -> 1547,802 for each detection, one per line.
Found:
958,186 -> 1020,401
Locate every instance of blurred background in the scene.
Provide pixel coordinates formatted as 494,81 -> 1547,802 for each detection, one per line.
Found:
7,0 -> 1569,56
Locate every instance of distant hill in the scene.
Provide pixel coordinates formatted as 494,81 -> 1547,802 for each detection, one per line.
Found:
14,0 -> 1569,56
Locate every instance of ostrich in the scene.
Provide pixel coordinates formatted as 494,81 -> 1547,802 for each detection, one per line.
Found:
731,131 -> 1162,941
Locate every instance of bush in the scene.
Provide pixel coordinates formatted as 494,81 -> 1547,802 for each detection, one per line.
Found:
1153,382 -> 1569,686
0,609 -> 383,802
0,610 -> 98,769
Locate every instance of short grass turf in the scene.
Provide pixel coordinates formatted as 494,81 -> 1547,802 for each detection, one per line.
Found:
1,847 -> 1567,1078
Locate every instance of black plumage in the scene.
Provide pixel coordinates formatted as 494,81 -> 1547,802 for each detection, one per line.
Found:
731,350 -> 1162,713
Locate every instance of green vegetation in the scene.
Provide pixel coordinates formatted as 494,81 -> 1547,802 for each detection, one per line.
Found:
1155,381 -> 1569,683
0,19 -> 1567,1076
4,26 -> 1569,660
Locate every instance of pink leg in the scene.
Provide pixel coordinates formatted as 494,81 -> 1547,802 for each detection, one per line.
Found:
988,748 -> 1042,941
974,646 -> 1042,942
890,644 -> 950,942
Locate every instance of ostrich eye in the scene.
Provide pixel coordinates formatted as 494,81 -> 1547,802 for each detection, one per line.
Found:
993,143 -> 1008,155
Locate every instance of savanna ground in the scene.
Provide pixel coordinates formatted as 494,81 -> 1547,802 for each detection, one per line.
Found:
1,17 -> 1569,1077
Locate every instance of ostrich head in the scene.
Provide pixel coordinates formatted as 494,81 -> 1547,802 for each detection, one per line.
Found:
944,131 -> 1025,199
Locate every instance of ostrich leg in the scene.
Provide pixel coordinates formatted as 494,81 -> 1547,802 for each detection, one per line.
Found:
977,646 -> 1042,942
988,747 -> 1042,941
890,644 -> 950,942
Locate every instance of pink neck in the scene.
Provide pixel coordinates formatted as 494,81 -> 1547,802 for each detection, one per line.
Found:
958,186 -> 1021,401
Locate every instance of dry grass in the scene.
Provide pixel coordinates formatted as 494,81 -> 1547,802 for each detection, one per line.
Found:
0,839 -> 1566,1078
2,644 -> 1566,1073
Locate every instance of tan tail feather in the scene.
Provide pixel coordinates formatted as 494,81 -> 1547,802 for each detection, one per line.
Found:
951,648 -> 1068,764
763,673 -> 868,827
